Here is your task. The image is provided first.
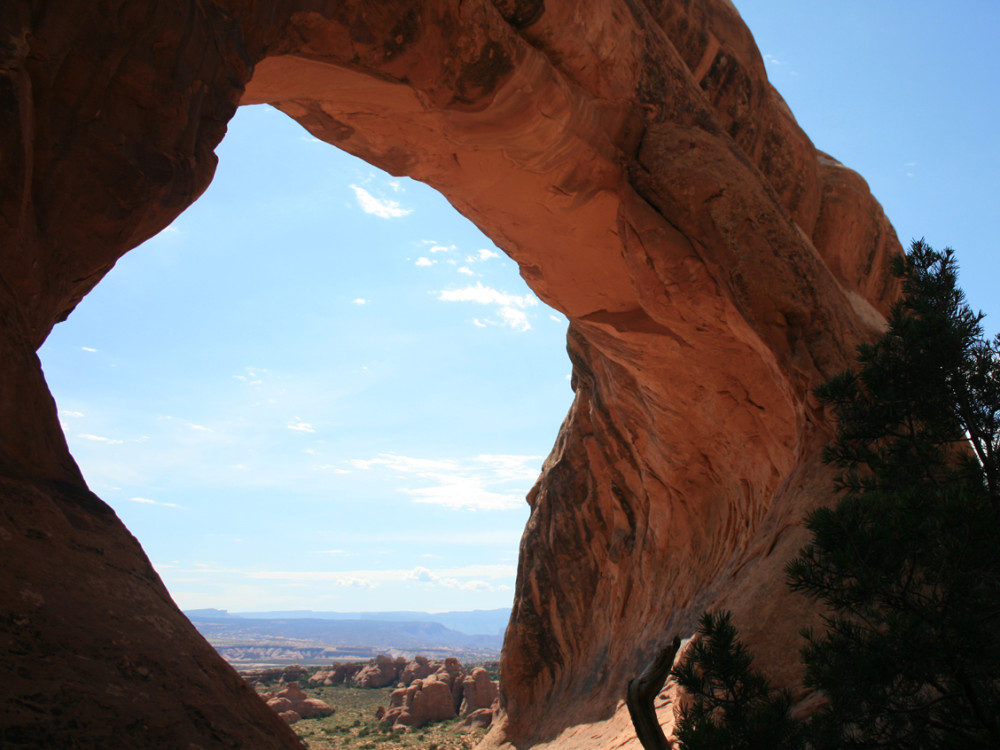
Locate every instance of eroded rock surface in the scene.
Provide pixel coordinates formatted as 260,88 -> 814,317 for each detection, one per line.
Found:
0,1 -> 900,748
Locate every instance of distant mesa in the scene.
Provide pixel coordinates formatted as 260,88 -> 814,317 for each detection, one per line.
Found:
183,608 -> 508,667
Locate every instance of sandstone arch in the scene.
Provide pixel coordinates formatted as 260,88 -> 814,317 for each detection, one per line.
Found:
1,1 -> 901,747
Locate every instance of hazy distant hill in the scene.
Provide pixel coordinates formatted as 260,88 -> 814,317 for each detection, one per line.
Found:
184,608 -> 510,667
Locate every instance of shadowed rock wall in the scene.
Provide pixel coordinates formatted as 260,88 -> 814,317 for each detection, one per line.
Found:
0,1 -> 900,747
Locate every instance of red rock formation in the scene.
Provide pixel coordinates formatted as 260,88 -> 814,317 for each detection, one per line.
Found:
400,655 -> 439,686
310,661 -> 365,686
272,683 -> 334,722
0,1 -> 902,748
354,654 -> 403,688
460,668 -> 500,716
381,676 -> 459,728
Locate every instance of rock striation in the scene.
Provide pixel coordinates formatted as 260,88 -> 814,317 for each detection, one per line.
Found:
0,1 -> 901,748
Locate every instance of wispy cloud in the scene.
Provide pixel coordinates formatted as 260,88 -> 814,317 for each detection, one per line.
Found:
128,496 -> 182,509
238,563 -> 516,588
498,307 -> 530,331
437,282 -> 537,309
348,452 -> 541,511
81,346 -> 97,353
437,282 -> 539,332
350,185 -> 412,219
233,366 -> 266,387
61,410 -> 85,418
77,433 -> 123,445
288,419 -> 316,433
415,257 -> 435,267
352,298 -> 368,305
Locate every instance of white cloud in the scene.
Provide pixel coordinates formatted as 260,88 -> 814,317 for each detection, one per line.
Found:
352,298 -> 368,305
61,410 -> 85,418
77,433 -> 123,445
457,266 -> 475,276
429,244 -> 454,253
407,566 -> 436,583
233,366 -> 266,387
763,53 -> 784,66
238,563 -> 516,588
349,185 -> 412,219
128,496 -> 181,509
81,347 -> 97,353
405,481 -> 523,511
499,306 -> 531,332
335,577 -> 375,589
346,452 -> 541,511
459,580 -> 493,592
473,318 -> 487,328
350,455 -> 459,473
476,453 -> 547,482
415,257 -> 435,267
288,420 -> 316,433
477,248 -> 500,261
437,282 -> 537,309
437,282 -> 540,331
189,424 -> 211,432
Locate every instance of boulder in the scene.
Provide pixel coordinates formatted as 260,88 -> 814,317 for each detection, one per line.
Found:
276,683 -> 307,702
264,683 -> 333,724
459,668 -> 499,716
354,654 -> 401,688
295,698 -> 335,720
379,676 -> 458,728
400,656 -> 438,686
266,697 -> 293,714
310,662 -> 365,686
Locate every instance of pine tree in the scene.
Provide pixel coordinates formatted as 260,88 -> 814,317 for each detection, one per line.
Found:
670,611 -> 803,750
787,239 -> 1000,749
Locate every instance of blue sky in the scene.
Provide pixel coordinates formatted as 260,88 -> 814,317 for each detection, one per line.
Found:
38,3 -> 997,614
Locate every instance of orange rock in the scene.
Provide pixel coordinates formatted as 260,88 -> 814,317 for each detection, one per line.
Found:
380,676 -> 458,728
0,1 -> 902,747
400,655 -> 438,686
460,668 -> 499,716
355,654 -> 401,688
276,682 -> 308,702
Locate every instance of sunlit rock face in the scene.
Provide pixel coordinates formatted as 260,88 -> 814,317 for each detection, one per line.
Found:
0,1 -> 900,747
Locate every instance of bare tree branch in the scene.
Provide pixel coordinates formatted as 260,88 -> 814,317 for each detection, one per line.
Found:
627,636 -> 681,750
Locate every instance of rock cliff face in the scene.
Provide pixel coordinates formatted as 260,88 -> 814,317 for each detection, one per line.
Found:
0,1 -> 900,748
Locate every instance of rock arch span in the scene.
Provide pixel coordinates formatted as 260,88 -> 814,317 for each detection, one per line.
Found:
1,1 -> 900,747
